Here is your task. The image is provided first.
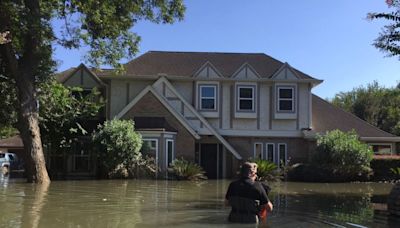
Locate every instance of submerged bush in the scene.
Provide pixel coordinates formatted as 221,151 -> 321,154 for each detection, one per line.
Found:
312,130 -> 373,181
92,119 -> 142,178
168,158 -> 207,181
251,159 -> 281,182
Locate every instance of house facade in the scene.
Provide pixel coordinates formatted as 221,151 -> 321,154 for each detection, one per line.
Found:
56,51 -> 400,179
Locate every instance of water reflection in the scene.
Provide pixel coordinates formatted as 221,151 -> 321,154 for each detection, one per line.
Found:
0,179 -> 399,227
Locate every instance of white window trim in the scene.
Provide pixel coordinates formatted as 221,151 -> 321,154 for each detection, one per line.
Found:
143,138 -> 159,163
277,143 -> 287,167
277,87 -> 295,112
265,143 -> 275,163
253,142 -> 263,159
237,85 -> 255,112
166,139 -> 175,167
368,143 -> 393,155
199,84 -> 217,111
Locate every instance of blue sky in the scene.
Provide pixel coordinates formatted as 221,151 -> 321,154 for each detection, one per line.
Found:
53,0 -> 400,99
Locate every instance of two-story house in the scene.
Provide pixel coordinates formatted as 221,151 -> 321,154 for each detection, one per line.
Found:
56,51 -> 400,179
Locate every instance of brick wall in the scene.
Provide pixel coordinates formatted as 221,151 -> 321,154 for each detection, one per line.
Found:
122,92 -> 196,162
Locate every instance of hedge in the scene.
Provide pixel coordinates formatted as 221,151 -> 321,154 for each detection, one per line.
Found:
371,155 -> 400,181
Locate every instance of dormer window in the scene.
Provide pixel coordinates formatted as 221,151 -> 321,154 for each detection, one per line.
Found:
199,85 -> 217,110
238,86 -> 255,111
277,86 -> 295,112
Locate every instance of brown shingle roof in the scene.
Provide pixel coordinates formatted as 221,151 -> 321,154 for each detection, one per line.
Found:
123,51 -> 317,79
0,135 -> 24,148
312,95 -> 395,137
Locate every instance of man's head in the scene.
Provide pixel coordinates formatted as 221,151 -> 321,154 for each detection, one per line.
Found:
240,162 -> 258,180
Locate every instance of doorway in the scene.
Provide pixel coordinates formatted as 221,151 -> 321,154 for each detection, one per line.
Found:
200,143 -> 223,179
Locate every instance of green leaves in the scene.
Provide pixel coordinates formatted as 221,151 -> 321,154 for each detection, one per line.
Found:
38,80 -> 104,152
92,119 -> 143,177
332,81 -> 400,136
369,3 -> 400,58
168,158 -> 207,181
52,0 -> 185,69
313,130 -> 373,179
251,159 -> 281,182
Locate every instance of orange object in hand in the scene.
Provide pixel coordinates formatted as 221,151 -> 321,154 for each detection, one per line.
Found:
259,207 -> 268,222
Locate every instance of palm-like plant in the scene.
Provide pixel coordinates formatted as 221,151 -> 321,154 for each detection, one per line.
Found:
252,159 -> 281,182
168,158 -> 207,181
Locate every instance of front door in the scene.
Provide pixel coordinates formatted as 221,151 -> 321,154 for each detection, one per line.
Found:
200,144 -> 222,179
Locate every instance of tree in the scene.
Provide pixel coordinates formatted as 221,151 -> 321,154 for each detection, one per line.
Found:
38,80 -> 104,155
368,0 -> 400,57
0,0 -> 185,183
331,81 -> 400,135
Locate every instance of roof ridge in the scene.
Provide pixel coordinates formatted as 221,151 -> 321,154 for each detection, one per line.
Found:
312,94 -> 396,137
147,50 -> 266,55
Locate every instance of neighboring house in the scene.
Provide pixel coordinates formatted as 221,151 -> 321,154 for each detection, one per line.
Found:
54,51 -> 400,179
0,135 -> 25,165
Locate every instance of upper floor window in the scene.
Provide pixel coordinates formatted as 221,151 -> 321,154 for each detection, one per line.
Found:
199,85 -> 217,110
238,86 -> 255,111
277,86 -> 295,112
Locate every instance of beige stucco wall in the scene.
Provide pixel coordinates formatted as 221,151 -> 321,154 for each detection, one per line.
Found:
171,81 -> 193,104
110,80 -> 128,118
298,83 -> 311,129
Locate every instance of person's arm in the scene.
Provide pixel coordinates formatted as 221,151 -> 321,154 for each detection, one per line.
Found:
258,182 -> 273,212
225,183 -> 233,207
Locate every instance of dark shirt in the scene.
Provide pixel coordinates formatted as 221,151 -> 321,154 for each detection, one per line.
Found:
225,177 -> 269,205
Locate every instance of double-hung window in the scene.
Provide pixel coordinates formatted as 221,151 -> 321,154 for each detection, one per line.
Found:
277,87 -> 294,112
238,86 -> 254,111
199,85 -> 217,110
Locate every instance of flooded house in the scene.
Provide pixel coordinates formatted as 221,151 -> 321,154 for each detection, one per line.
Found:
6,51 -> 399,179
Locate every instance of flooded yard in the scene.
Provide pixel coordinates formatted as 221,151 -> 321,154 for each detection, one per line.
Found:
0,176 -> 399,227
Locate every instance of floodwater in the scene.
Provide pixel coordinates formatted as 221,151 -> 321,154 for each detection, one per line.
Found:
0,175 -> 399,228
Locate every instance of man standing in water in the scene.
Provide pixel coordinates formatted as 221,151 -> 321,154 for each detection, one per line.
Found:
225,162 -> 273,224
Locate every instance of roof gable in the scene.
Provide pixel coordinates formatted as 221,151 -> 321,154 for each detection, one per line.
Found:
193,61 -> 223,78
271,63 -> 301,80
231,62 -> 261,79
59,64 -> 105,88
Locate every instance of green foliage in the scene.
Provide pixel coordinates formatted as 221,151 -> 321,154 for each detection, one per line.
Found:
168,158 -> 207,181
371,156 -> 400,181
0,79 -> 17,129
251,159 -> 281,182
0,126 -> 17,139
391,167 -> 400,176
368,1 -> 400,58
39,80 -> 104,152
92,119 -> 143,178
313,130 -> 373,179
331,81 -> 400,136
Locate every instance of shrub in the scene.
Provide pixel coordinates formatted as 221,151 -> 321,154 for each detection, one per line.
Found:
168,158 -> 207,181
312,130 -> 373,181
251,159 -> 281,182
92,119 -> 142,178
370,155 -> 400,181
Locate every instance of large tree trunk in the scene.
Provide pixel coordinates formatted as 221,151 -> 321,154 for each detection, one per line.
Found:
15,73 -> 50,184
0,0 -> 50,184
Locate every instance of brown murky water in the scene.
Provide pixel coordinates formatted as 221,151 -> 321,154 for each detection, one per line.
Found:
0,175 -> 399,227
